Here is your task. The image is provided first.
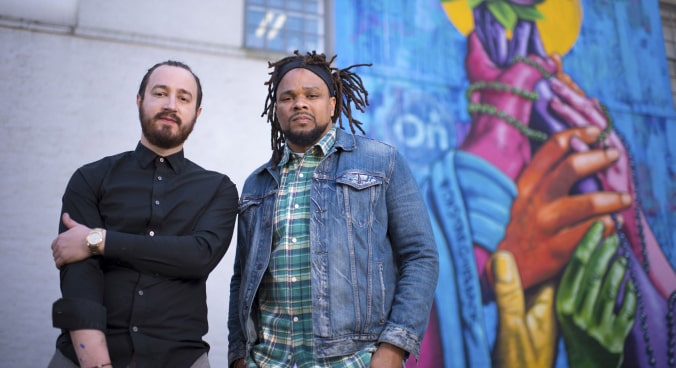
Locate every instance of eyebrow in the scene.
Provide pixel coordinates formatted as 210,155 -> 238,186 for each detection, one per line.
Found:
151,84 -> 194,99
278,85 -> 322,95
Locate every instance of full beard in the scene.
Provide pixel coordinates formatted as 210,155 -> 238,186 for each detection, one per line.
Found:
282,116 -> 330,150
140,110 -> 195,149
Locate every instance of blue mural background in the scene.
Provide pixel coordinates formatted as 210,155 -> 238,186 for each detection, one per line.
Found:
334,0 -> 676,366
334,0 -> 676,267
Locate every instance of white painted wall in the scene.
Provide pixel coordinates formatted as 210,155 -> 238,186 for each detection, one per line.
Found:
0,1 -> 276,366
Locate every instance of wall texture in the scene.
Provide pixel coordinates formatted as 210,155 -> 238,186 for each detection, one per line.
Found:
0,1 -> 273,366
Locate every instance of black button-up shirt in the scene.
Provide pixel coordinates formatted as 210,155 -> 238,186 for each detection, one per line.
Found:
52,143 -> 238,368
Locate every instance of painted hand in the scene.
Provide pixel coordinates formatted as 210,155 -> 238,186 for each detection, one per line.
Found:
555,222 -> 636,368
548,77 -> 632,196
491,250 -> 556,368
496,127 -> 633,289
549,71 -> 676,298
461,31 -> 557,179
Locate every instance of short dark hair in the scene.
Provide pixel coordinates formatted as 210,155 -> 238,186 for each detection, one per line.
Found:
137,60 -> 203,110
263,50 -> 371,166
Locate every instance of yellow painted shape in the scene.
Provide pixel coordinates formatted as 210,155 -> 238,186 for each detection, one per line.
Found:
441,0 -> 583,56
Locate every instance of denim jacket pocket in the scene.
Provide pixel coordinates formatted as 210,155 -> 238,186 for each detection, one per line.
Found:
336,172 -> 384,228
336,172 -> 383,190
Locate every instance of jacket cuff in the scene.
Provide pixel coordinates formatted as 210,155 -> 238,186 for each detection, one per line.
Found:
52,297 -> 107,331
378,324 -> 419,359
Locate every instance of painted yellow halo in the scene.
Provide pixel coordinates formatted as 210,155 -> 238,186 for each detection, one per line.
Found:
440,0 -> 583,57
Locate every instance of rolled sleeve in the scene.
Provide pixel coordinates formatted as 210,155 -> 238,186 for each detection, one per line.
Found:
52,297 -> 107,331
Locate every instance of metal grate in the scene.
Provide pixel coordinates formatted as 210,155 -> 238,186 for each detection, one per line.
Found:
660,1 -> 676,108
244,0 -> 326,54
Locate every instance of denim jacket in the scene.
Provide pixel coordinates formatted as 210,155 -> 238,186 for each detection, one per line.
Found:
227,128 -> 439,365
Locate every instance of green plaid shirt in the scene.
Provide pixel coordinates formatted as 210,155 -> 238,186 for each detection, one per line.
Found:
249,127 -> 373,368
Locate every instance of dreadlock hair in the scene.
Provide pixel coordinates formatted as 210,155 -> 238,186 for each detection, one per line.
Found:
262,50 -> 372,167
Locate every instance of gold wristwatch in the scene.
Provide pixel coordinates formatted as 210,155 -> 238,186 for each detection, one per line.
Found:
86,228 -> 104,256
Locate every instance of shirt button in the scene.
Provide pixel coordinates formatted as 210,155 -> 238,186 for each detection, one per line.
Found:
299,173 -> 304,178
138,290 -> 144,296
132,326 -> 138,332
294,204 -> 299,209
157,176 -> 163,181
292,237 -> 297,243
293,316 -> 299,322
159,157 -> 165,163
291,277 -> 297,282
155,200 -> 160,205
149,230 -> 155,236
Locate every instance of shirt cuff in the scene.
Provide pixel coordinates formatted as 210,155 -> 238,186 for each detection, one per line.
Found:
52,297 -> 107,331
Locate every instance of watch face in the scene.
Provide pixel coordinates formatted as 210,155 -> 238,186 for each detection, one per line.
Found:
87,232 -> 103,244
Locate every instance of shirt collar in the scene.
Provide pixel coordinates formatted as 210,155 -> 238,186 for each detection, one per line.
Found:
134,142 -> 185,173
278,125 -> 337,167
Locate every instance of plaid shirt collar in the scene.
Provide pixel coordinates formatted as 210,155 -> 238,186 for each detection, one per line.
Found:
278,125 -> 337,168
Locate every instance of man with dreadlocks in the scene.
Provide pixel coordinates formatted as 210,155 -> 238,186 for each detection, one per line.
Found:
227,51 -> 439,368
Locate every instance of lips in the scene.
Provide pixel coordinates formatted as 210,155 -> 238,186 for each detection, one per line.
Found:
291,113 -> 314,123
156,113 -> 180,125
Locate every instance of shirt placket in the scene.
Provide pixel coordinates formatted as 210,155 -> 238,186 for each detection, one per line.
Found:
289,158 -> 314,366
129,156 -> 171,337
286,155 -> 304,364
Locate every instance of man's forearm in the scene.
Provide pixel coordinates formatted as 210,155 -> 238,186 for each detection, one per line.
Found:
69,329 -> 111,368
371,342 -> 406,367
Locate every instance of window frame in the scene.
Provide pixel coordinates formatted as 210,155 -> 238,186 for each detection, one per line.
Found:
243,0 -> 333,55
660,0 -> 676,108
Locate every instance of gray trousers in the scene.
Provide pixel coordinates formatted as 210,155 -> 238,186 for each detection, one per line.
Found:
48,349 -> 210,368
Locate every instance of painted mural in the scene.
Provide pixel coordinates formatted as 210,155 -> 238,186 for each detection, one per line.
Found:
334,0 -> 676,367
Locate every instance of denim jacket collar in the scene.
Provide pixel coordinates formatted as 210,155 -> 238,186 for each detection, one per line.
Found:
257,127 -> 359,182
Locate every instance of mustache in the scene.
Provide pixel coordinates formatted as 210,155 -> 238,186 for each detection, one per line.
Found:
290,112 -> 314,121
155,111 -> 181,125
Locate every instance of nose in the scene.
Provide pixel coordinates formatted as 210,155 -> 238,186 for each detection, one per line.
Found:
163,95 -> 177,110
292,96 -> 308,109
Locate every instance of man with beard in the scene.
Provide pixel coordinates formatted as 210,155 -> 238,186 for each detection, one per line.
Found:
49,61 -> 238,368
227,51 -> 438,368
